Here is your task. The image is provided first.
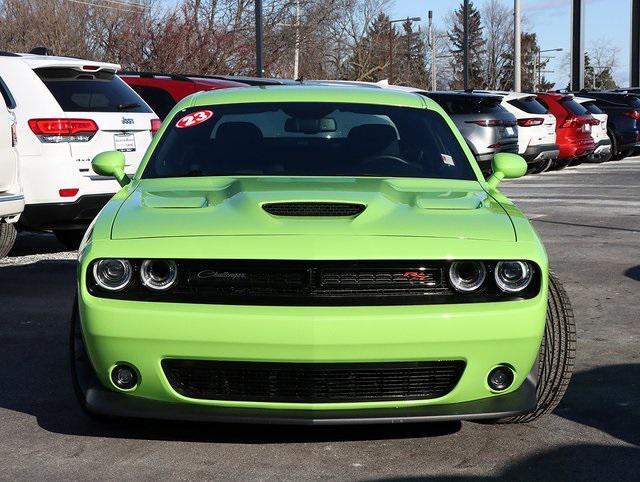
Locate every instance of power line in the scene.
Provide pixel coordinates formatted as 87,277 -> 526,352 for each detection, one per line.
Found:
64,0 -> 139,13
101,0 -> 146,9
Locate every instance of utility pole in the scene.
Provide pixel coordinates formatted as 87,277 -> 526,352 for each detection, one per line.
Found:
463,0 -> 469,90
631,0 -> 640,86
293,0 -> 300,79
514,0 -> 521,91
255,0 -> 264,77
429,10 -> 436,91
570,0 -> 585,90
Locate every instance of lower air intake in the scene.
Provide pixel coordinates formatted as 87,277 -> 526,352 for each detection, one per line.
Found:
162,360 -> 466,403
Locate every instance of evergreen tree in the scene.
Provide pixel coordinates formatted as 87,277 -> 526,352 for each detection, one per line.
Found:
395,20 -> 429,88
584,53 -> 617,89
500,32 -> 554,92
347,12 -> 397,82
447,1 -> 484,89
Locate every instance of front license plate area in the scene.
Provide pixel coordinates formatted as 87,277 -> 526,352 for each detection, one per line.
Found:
114,133 -> 136,152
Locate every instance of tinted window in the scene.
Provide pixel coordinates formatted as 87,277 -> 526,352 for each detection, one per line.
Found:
0,76 -> 15,108
144,102 -> 476,181
130,85 -> 176,119
582,101 -> 604,115
427,95 -> 504,115
561,99 -> 590,115
508,96 -> 548,114
35,68 -> 152,113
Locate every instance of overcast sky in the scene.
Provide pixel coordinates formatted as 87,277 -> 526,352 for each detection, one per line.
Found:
391,0 -> 633,88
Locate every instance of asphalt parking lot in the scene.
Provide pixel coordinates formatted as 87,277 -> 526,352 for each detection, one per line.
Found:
0,159 -> 638,481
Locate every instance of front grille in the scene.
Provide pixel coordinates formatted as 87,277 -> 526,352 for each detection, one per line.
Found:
87,259 -> 542,305
262,202 -> 366,217
162,360 -> 465,403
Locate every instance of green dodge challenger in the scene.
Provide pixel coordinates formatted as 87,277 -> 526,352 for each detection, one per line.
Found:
71,86 -> 575,424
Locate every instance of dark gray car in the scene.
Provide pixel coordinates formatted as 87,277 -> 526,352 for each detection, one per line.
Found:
426,92 -> 519,172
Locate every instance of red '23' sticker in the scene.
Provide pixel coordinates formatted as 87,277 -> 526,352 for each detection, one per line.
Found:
175,110 -> 214,128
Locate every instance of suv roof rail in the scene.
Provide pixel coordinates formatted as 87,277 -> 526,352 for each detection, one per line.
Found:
0,51 -> 21,57
119,70 -> 194,82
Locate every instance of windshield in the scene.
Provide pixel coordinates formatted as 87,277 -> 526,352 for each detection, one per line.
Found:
35,68 -> 152,113
143,102 -> 476,180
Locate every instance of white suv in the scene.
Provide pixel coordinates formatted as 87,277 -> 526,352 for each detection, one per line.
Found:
481,92 -> 559,174
0,101 -> 22,258
0,51 -> 159,248
573,96 -> 612,162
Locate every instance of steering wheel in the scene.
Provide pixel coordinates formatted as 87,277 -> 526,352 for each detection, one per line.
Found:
361,154 -> 412,170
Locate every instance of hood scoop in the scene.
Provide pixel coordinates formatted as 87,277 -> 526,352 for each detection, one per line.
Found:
262,202 -> 366,217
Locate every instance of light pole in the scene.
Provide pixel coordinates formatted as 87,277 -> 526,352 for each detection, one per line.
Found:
535,48 -> 563,91
428,10 -> 436,91
388,16 -> 420,84
514,0 -> 521,91
255,0 -> 264,77
463,0 -> 469,89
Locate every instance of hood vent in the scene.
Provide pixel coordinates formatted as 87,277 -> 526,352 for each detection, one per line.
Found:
262,202 -> 366,217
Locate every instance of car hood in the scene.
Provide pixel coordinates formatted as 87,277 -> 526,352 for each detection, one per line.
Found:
110,177 -> 515,242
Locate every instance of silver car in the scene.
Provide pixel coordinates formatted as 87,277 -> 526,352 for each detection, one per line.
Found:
426,92 -> 519,173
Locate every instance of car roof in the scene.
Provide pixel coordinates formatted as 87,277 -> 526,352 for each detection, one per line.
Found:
0,51 -> 120,71
185,85 -> 430,110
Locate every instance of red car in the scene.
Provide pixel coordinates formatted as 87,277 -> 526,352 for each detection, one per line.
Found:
536,92 -> 596,169
120,72 -> 248,120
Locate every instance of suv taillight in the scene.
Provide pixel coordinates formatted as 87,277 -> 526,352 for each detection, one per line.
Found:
150,118 -> 161,136
28,118 -> 98,143
465,119 -> 504,127
622,110 -> 640,120
517,117 -> 544,127
9,111 -> 17,147
560,116 -> 580,128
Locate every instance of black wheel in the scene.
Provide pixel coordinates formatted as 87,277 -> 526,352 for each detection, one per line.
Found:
70,295 -> 108,420
614,148 -> 634,161
550,158 -> 571,170
54,229 -> 85,250
0,223 -> 17,258
498,272 -> 576,423
526,159 -> 552,175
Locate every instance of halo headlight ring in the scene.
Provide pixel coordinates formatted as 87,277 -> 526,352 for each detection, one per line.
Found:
448,261 -> 487,292
140,259 -> 178,291
92,259 -> 132,291
494,261 -> 533,293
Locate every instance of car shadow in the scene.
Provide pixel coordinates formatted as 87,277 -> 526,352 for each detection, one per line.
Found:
624,265 -> 640,281
8,229 -> 72,256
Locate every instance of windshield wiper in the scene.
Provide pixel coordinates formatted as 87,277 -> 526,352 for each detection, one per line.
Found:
117,102 -> 140,110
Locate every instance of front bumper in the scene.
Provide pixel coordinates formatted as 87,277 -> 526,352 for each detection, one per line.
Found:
20,194 -> 112,230
78,290 -> 546,422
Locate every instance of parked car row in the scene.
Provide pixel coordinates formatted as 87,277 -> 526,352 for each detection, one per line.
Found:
1,48 -> 639,259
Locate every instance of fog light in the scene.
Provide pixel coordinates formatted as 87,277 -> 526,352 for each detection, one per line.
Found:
111,364 -> 138,390
487,366 -> 514,391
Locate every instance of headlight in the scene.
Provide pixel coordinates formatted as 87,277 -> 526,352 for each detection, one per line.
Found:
93,259 -> 132,291
448,261 -> 486,292
494,261 -> 533,293
140,259 -> 178,291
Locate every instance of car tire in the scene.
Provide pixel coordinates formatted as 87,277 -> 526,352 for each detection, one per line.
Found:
0,223 -> 17,258
69,295 -> 110,421
526,159 -> 552,175
54,229 -> 85,250
550,158 -> 571,170
496,272 -> 576,424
